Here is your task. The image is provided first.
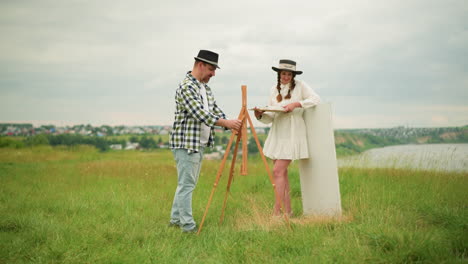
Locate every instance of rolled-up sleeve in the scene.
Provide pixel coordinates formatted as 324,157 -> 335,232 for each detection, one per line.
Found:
257,112 -> 274,124
212,101 -> 227,120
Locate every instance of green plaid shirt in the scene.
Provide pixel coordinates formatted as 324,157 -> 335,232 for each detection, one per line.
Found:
170,72 -> 226,153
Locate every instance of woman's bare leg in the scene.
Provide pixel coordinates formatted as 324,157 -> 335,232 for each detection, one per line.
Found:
273,159 -> 292,216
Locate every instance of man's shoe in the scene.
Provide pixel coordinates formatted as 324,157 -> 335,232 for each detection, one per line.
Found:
168,222 -> 180,228
182,227 -> 198,234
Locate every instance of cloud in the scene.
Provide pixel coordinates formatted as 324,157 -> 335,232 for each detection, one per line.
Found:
0,0 -> 467,128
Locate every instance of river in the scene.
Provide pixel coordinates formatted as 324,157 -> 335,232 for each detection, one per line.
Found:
338,143 -> 468,172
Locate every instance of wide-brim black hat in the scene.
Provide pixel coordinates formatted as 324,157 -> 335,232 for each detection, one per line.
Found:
194,50 -> 220,69
272,59 -> 302,75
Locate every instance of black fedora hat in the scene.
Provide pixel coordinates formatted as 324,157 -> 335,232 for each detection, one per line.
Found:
194,50 -> 220,69
272,59 -> 302,75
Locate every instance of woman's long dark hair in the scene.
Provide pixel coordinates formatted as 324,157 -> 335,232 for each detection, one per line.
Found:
276,71 -> 296,102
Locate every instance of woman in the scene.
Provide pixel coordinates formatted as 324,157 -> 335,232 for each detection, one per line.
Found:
254,59 -> 321,216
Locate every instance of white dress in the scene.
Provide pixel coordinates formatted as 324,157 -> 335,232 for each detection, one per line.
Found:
258,80 -> 321,160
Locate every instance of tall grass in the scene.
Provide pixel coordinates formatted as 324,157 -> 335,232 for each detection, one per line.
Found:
0,146 -> 466,263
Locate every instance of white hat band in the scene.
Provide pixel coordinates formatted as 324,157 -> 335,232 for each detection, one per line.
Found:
278,63 -> 296,71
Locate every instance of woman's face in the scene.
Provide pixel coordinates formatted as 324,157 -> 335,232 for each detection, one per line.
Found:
280,71 -> 293,85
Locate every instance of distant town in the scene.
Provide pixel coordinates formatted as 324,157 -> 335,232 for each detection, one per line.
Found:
0,123 -> 268,137
0,123 -> 272,157
1,123 -> 466,159
1,123 -> 466,140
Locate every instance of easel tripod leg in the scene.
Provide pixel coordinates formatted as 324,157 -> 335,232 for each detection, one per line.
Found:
219,129 -> 243,224
197,132 -> 237,235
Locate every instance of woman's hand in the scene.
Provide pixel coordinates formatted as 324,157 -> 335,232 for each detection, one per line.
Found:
283,102 -> 302,112
253,108 -> 265,119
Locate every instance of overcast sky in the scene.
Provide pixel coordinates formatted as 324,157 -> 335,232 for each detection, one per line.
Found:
1,0 -> 467,128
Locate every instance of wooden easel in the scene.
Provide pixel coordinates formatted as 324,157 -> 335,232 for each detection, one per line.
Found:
197,85 -> 291,234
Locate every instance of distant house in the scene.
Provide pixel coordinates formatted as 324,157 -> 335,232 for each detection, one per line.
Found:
215,145 -> 224,152
110,144 -> 123,150
255,127 -> 266,134
130,128 -> 144,134
158,143 -> 169,149
125,142 -> 140,150
78,129 -> 91,136
214,128 -> 224,134
204,152 -> 222,160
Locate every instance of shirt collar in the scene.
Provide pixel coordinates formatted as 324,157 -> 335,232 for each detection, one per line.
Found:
280,83 -> 290,89
186,71 -> 205,90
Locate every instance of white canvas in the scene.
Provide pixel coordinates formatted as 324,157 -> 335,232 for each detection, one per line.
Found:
299,103 -> 342,217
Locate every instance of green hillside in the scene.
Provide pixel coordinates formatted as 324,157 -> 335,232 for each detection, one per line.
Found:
334,126 -> 467,156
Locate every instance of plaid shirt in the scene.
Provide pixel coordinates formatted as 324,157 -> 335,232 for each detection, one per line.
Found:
170,72 -> 226,153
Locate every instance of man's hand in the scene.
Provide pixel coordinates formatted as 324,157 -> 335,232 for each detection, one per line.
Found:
216,118 -> 242,131
225,119 -> 242,131
283,102 -> 302,112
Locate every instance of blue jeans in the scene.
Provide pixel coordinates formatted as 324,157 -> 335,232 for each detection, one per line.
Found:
170,148 -> 204,231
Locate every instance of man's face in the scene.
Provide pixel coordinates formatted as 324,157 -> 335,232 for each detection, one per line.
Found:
280,71 -> 293,84
200,63 -> 217,83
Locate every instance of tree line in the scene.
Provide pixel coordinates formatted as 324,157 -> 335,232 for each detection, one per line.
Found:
1,125 -> 465,156
0,134 -> 264,154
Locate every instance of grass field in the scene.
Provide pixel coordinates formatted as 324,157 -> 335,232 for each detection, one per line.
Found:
0,146 -> 467,263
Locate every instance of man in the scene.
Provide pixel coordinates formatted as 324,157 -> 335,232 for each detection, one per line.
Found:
169,50 -> 241,233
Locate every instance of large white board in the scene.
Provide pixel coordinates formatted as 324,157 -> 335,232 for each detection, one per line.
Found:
299,103 -> 342,217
